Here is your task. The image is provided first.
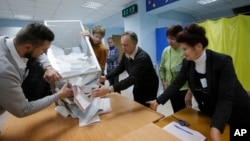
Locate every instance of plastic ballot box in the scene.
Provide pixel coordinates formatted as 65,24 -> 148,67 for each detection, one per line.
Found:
44,20 -> 101,87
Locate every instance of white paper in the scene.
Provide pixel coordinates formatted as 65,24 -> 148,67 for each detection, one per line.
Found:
163,121 -> 206,141
55,105 -> 70,118
92,97 -> 112,114
47,45 -> 96,79
66,103 -> 100,125
78,103 -> 100,123
54,84 -> 112,127
72,85 -> 91,111
79,114 -> 100,127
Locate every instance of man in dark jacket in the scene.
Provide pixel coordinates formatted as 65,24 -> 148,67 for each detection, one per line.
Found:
92,31 -> 159,107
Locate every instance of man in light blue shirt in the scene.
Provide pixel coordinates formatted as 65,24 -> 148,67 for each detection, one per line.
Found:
106,37 -> 120,89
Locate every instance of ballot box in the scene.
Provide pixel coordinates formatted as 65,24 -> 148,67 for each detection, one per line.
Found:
44,20 -> 101,87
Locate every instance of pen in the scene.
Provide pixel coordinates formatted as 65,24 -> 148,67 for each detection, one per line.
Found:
171,116 -> 190,126
174,124 -> 193,135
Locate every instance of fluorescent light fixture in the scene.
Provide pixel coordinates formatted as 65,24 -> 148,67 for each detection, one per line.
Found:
81,1 -> 103,9
15,14 -> 33,20
196,0 -> 217,5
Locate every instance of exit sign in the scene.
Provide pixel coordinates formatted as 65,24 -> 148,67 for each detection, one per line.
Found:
122,4 -> 138,17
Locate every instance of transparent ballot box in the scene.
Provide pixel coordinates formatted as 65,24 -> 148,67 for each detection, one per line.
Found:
44,20 -> 101,86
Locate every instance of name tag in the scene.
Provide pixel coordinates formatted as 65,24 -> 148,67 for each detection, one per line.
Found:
175,64 -> 182,72
200,78 -> 207,88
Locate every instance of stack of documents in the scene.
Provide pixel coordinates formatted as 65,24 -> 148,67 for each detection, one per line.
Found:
163,121 -> 206,141
55,85 -> 112,127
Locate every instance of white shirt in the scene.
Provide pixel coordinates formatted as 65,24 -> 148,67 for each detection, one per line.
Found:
194,50 -> 206,74
125,46 -> 138,60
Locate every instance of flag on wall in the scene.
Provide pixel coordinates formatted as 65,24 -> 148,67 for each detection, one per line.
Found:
146,0 -> 178,12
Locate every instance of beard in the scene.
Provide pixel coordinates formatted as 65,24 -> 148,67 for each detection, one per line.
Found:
24,51 -> 36,60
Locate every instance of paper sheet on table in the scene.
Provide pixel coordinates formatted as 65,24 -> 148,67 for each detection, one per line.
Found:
79,114 -> 100,127
92,97 -> 112,114
72,85 -> 112,114
67,103 -> 100,126
163,121 -> 206,141
55,85 -> 112,127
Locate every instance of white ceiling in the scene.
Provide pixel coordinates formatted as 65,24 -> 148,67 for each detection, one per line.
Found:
0,0 -> 134,24
172,0 -> 250,21
0,0 -> 250,27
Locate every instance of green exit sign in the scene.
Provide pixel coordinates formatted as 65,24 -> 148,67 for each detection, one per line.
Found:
122,4 -> 138,17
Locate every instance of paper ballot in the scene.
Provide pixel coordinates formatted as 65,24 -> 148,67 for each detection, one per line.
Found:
163,121 -> 206,141
55,84 -> 112,127
92,97 -> 112,114
72,85 -> 91,111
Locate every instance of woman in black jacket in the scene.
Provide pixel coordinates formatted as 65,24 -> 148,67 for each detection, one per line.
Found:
147,24 -> 250,141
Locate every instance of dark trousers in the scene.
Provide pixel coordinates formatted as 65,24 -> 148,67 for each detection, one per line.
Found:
170,90 -> 187,113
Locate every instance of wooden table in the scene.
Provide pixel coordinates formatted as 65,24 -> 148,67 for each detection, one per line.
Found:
115,123 -> 180,141
155,108 -> 230,141
0,93 -> 164,141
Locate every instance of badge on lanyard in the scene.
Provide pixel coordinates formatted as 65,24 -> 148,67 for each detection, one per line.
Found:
200,78 -> 207,88
175,64 -> 182,72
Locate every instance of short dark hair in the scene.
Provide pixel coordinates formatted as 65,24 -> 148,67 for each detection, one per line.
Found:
121,31 -> 138,44
176,24 -> 208,48
166,25 -> 183,38
107,37 -> 113,41
15,22 -> 54,48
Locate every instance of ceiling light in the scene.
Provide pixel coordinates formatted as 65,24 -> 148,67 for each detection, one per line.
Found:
81,1 -> 103,9
196,0 -> 217,5
15,14 -> 33,20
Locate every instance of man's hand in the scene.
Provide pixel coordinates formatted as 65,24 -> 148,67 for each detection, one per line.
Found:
57,82 -> 73,99
91,85 -> 109,97
99,76 -> 106,84
43,67 -> 61,83
80,30 -> 90,36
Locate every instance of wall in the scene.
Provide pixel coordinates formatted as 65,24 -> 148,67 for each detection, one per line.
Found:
0,2 -> 196,64
0,19 -> 37,36
103,27 -> 124,46
0,27 -> 21,37
0,19 -> 38,27
157,10 -> 195,28
123,0 -> 158,64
